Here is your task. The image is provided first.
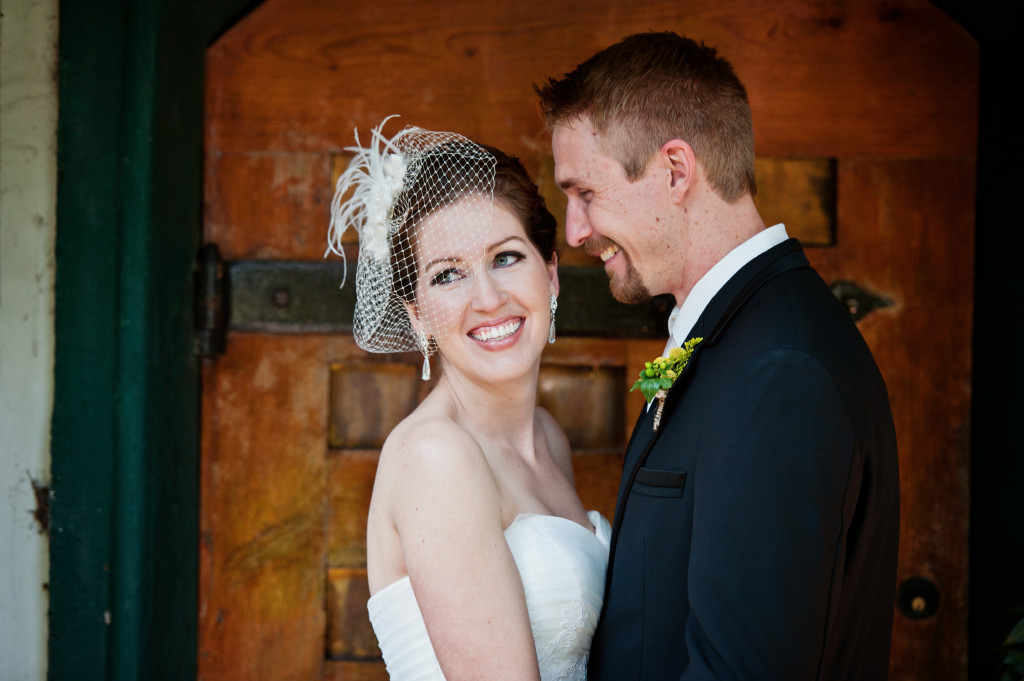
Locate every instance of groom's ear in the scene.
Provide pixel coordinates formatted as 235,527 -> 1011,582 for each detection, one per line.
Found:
661,139 -> 697,203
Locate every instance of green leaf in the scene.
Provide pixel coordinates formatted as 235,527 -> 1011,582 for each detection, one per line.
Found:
632,378 -> 660,402
1004,616 -> 1024,646
631,337 -> 703,404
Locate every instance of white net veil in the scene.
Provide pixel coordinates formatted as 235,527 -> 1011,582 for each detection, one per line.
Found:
326,117 -> 497,356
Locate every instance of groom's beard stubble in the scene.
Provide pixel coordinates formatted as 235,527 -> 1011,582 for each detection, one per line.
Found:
608,249 -> 651,305
586,235 -> 652,305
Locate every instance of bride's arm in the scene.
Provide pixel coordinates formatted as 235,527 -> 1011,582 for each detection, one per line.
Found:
388,419 -> 541,681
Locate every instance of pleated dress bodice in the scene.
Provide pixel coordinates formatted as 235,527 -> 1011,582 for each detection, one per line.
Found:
367,510 -> 611,681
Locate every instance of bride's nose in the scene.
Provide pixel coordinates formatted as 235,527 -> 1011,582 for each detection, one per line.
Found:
470,271 -> 509,311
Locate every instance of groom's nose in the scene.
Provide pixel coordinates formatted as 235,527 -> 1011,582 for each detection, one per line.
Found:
564,198 -> 593,248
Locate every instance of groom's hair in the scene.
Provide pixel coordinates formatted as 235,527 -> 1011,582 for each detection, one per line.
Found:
535,31 -> 757,202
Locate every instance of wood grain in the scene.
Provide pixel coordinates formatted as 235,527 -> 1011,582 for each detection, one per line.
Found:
753,158 -> 835,245
205,151 -> 332,260
327,450 -> 378,568
324,659 -> 389,681
329,362 -> 420,448
206,0 -> 976,161
326,568 -> 379,660
200,334 -> 330,680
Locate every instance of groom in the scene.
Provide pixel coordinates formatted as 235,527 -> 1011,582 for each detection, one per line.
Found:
538,33 -> 900,679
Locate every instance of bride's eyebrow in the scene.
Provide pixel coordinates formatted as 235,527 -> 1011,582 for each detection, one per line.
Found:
423,236 -> 526,271
487,235 -> 526,251
423,256 -> 461,271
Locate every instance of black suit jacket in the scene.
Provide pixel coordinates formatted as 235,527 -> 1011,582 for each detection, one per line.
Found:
588,239 -> 900,681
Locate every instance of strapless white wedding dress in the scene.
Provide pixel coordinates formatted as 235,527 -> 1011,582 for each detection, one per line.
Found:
367,510 -> 611,681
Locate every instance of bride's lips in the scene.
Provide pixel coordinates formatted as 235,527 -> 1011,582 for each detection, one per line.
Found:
468,317 -> 524,345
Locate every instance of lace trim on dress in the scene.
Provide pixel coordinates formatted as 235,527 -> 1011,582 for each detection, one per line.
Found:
530,599 -> 590,681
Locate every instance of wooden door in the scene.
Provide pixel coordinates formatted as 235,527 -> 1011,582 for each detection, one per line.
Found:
198,1 -> 977,679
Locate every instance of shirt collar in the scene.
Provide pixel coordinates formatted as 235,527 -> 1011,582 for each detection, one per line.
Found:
665,224 -> 789,351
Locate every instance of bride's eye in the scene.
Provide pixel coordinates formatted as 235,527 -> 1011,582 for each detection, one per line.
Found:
430,267 -> 464,286
494,251 -> 525,268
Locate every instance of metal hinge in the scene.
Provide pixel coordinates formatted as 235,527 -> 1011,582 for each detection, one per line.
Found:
223,260 -> 672,338
829,279 -> 893,322
194,243 -> 227,358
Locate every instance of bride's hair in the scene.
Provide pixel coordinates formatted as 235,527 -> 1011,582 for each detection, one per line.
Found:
392,143 -> 558,305
487,145 -> 558,264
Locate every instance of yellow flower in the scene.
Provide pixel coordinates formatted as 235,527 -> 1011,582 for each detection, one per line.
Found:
630,337 -> 703,403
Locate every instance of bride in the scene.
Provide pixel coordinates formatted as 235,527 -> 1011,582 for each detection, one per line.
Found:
327,119 -> 610,680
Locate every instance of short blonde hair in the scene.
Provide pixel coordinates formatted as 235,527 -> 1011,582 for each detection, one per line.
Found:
536,32 -> 756,202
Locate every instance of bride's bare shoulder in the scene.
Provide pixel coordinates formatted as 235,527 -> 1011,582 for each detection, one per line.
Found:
384,410 -> 475,456
378,411 -> 492,490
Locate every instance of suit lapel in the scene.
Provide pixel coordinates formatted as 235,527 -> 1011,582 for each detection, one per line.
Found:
604,239 -> 811,570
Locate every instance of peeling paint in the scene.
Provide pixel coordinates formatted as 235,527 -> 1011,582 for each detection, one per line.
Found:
28,472 -> 50,535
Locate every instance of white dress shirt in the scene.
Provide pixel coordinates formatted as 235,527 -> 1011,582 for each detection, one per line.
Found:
662,224 -> 789,355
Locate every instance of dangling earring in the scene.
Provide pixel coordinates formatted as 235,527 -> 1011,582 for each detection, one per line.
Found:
548,294 -> 558,344
417,329 -> 431,381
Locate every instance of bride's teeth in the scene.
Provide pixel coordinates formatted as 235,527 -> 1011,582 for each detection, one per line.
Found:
472,319 -> 522,341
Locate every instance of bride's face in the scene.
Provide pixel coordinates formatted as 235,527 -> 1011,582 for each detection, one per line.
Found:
411,199 -> 558,384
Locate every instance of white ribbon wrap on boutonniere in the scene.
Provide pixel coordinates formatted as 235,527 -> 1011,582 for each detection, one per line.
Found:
652,389 -> 669,431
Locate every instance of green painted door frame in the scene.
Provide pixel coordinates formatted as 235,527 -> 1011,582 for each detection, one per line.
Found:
50,1 -> 257,678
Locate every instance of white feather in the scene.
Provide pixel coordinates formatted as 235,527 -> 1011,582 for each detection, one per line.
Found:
325,115 -> 413,288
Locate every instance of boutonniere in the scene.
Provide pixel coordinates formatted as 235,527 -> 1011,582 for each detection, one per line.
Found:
630,337 -> 703,431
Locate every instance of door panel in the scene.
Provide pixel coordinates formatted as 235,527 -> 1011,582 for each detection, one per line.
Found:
200,1 -> 977,678
814,159 -> 975,678
200,334 -> 328,680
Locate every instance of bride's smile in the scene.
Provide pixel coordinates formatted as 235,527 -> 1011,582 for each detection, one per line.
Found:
468,317 -> 523,344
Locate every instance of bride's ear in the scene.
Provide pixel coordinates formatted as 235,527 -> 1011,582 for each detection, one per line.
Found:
404,301 -> 425,335
547,251 -> 560,298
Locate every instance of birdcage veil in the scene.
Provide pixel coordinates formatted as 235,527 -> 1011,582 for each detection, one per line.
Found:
326,117 -> 497,361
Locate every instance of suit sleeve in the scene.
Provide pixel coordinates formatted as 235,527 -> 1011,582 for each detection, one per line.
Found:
680,348 -> 858,681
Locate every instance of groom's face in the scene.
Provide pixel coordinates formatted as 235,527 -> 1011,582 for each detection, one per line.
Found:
552,118 -> 673,304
